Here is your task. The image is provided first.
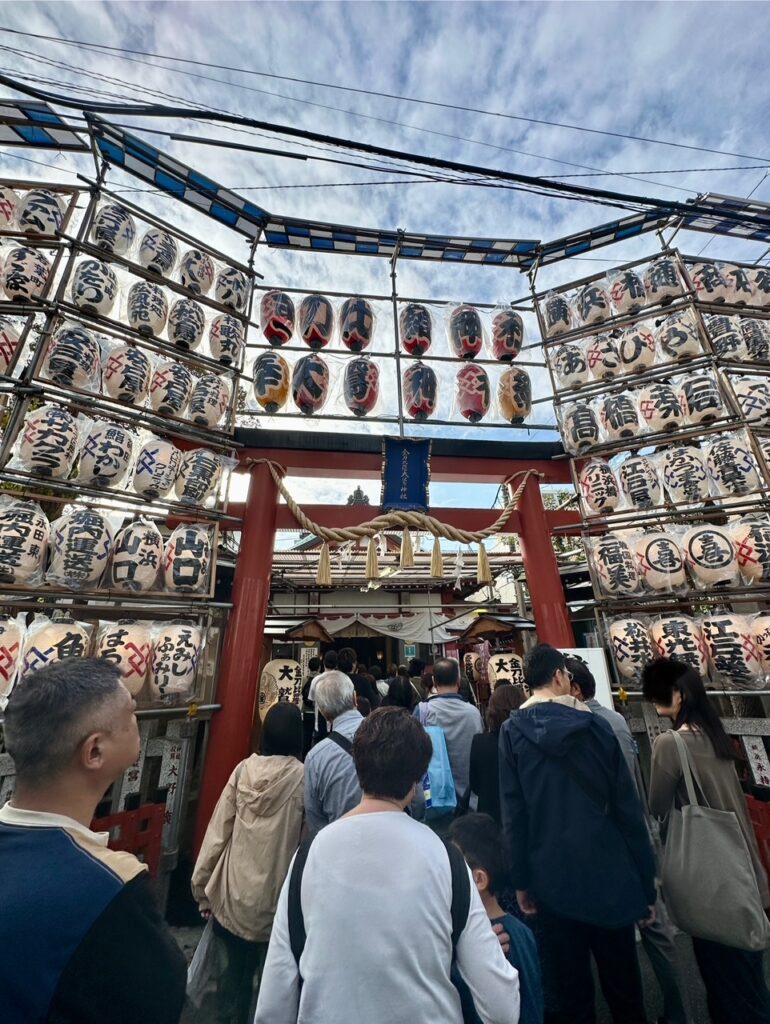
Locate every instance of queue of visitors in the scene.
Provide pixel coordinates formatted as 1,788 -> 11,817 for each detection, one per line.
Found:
2,644 -> 770,1023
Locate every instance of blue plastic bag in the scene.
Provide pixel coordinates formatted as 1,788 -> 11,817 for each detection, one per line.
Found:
417,703 -> 457,820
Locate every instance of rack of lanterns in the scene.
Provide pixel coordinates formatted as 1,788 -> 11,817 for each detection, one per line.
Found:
246,287 -> 544,429
0,177 -> 254,712
536,248 -> 770,694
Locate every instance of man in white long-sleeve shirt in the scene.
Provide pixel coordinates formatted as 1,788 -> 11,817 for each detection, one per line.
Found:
256,707 -> 519,1024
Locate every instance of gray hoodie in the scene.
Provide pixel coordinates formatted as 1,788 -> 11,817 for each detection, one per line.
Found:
416,693 -> 483,797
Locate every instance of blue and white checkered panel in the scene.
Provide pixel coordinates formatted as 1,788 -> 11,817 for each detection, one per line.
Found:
264,217 -> 539,264
682,193 -> 770,243
0,100 -> 88,151
89,116 -> 270,237
535,209 -> 675,267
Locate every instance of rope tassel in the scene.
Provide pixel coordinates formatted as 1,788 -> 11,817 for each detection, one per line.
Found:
400,528 -> 414,569
430,535 -> 444,578
477,542 -> 492,585
316,540 -> 332,587
366,535 -> 380,580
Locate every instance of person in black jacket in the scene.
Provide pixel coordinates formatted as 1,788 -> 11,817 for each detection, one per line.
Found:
469,683 -> 528,823
499,644 -> 656,1024
338,647 -> 380,708
0,658 -> 186,1024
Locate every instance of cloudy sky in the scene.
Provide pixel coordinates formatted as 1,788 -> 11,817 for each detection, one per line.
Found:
0,1 -> 768,506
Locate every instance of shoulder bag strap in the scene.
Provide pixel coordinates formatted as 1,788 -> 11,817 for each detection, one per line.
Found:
444,840 -> 471,951
328,730 -> 354,755
288,835 -> 316,981
669,729 -> 704,807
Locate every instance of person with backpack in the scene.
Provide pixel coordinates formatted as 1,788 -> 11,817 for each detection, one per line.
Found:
254,708 -> 520,1024
188,702 -> 304,1023
301,657 -> 321,759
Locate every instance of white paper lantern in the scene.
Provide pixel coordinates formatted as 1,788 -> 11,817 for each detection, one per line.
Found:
2,246 -> 51,301
19,405 -> 79,479
0,319 -> 19,374
43,323 -> 101,390
752,614 -> 770,674
579,459 -> 620,514
643,257 -> 682,305
0,501 -> 49,585
706,435 -> 760,497
637,381 -> 684,432
733,379 -> 770,425
189,374 -> 231,428
661,446 -> 709,504
150,622 -> 201,699
175,449 -> 222,506
0,616 -> 23,699
179,249 -> 214,295
651,615 -> 708,675
487,653 -> 525,689
599,394 -> 640,441
102,343 -> 151,404
608,269 -> 646,316
168,298 -> 205,350
149,359 -> 193,416
110,520 -> 163,592
740,319 -> 770,362
678,375 -> 724,425
48,509 -> 114,589
585,334 -> 620,379
22,620 -> 90,675
730,519 -> 770,583
750,268 -> 770,309
633,532 -> 685,590
209,313 -> 244,366
617,325 -> 655,374
259,658 -> 302,718
18,189 -> 64,235
656,309 -> 701,360
706,314 -> 747,360
163,524 -> 211,593
682,524 -> 738,586
702,614 -> 762,687
619,455 -> 662,510
552,343 -> 588,388
0,186 -> 20,229
215,266 -> 249,312
562,404 -> 599,452
138,229 -> 178,276
96,620 -> 151,696
609,618 -> 654,679
593,534 -> 640,595
91,204 -> 136,256
576,283 -> 610,326
721,265 -> 755,305
540,293 -> 571,337
78,422 -> 134,486
71,259 -> 118,316
689,262 -> 731,303
132,438 -> 182,499
127,281 -> 168,337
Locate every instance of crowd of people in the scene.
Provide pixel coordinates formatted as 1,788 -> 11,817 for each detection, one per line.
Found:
1,645 -> 769,1023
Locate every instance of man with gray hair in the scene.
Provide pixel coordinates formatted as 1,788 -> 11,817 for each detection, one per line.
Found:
0,658 -> 186,1024
303,672 -> 363,834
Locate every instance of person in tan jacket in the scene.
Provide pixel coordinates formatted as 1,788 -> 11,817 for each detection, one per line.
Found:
189,702 -> 304,1024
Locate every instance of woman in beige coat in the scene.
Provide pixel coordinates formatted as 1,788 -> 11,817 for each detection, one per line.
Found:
189,702 -> 304,1023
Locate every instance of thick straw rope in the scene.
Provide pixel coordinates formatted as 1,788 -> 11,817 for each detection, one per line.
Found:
248,460 -> 541,545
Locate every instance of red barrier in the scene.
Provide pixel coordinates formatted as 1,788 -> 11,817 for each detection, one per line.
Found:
92,803 -> 165,877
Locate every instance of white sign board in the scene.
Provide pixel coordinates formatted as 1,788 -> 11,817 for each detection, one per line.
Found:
560,647 -> 614,711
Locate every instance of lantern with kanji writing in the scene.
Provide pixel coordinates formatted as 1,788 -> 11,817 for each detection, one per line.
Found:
456,364 -> 490,423
741,319 -> 770,362
562,403 -> 599,452
48,509 -> 114,589
491,310 -> 523,361
586,334 -> 620,379
0,319 -> 19,375
260,290 -> 295,347
22,618 -> 90,675
150,359 -> 193,416
190,374 -> 231,428
599,394 -> 640,442
209,313 -> 244,366
110,521 -> 163,592
403,362 -> 438,421
71,258 -> 118,316
487,653 -> 525,689
498,367 -> 531,424
175,449 -> 222,506
656,309 -> 701,360
78,421 -> 134,487
608,618 -> 654,679
340,297 -> 375,353
705,434 -> 760,497
702,614 -> 762,688
651,614 -> 708,674
643,257 -> 681,305
752,614 -> 770,675
592,533 -> 640,595
733,379 -> 770,425
299,294 -> 335,350
18,189 -> 64,235
18,404 -> 79,479
132,437 -> 182,499
579,459 -> 620,514
689,261 -> 731,303
91,203 -> 136,256
399,302 -> 432,356
722,265 -> 755,305
253,351 -> 290,413
0,616 -> 23,702
448,304 -> 483,359
0,500 -> 49,585
751,268 -> 770,308
127,281 -> 168,337
102,343 -> 151,404
259,658 -> 302,718
293,354 -> 330,415
168,297 -> 205,350
617,324 -> 655,374
344,357 -> 379,417
215,266 -> 249,312
730,519 -> 770,584
2,246 -> 51,301
96,620 -> 151,696
682,524 -> 739,587
150,621 -> 202,699
608,268 -> 646,316
619,454 -> 661,510
576,283 -> 610,326
179,249 -> 214,295
540,292 -> 571,337
678,374 -> 724,425
43,323 -> 101,391
552,343 -> 588,388
0,186 -> 19,229
637,381 -> 684,433
661,445 -> 709,504
138,228 -> 178,277
707,314 -> 746,360
633,532 -> 686,590
163,524 -> 211,593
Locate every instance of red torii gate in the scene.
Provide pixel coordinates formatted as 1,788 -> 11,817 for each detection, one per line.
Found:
194,434 -> 579,849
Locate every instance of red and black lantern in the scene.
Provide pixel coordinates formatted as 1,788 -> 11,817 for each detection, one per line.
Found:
343,358 -> 379,417
491,310 -> 523,361
299,294 -> 334,350
448,304 -> 483,360
292,354 -> 330,415
340,297 -> 375,353
403,362 -> 438,421
399,303 -> 432,357
260,290 -> 295,347
456,365 -> 490,423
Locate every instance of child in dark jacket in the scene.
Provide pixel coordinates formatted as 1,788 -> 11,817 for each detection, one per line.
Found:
450,814 -> 544,1024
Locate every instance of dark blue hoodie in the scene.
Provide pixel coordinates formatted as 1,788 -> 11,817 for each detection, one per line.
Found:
499,700 -> 656,929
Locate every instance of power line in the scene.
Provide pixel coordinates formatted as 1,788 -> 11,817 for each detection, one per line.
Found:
3,24 -> 769,165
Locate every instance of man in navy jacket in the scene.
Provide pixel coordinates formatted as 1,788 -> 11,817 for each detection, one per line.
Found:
499,644 -> 656,1024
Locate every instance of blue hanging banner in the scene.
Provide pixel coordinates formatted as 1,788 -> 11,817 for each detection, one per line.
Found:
381,437 -> 431,512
